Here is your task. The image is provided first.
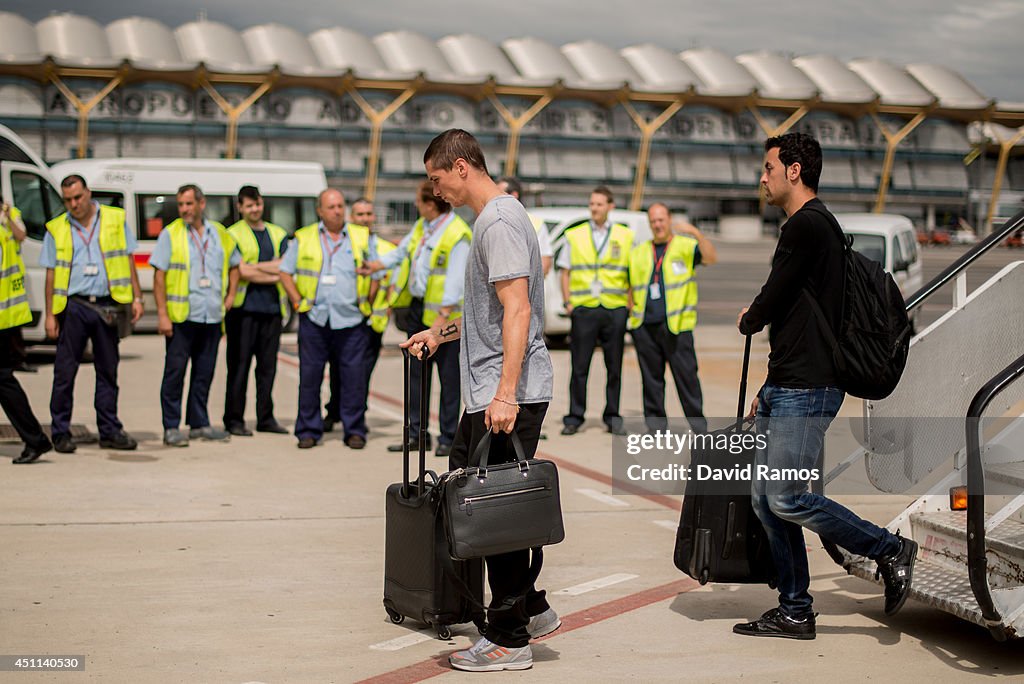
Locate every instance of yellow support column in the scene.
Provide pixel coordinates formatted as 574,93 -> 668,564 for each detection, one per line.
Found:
621,98 -> 686,211
344,83 -> 419,202
487,90 -> 555,178
870,109 -> 930,213
48,68 -> 125,158
985,126 -> 1024,232
199,73 -> 276,159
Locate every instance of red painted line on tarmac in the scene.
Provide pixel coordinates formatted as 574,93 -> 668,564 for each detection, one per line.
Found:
355,578 -> 698,684
365,388 -> 682,513
276,351 -> 682,512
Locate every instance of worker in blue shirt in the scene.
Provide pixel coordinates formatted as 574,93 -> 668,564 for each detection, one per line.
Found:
280,188 -> 378,450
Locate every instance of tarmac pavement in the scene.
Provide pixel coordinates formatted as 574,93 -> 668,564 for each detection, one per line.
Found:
2,323 -> 1024,682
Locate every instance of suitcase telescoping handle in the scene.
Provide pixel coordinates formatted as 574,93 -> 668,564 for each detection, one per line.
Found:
735,335 -> 752,430
401,346 -> 431,498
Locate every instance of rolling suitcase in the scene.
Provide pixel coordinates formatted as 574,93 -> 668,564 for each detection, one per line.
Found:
674,335 -> 777,586
382,348 -> 485,639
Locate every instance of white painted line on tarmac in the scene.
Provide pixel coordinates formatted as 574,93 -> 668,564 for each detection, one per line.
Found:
369,630 -> 435,651
575,488 -> 631,507
653,519 -> 678,531
553,573 -> 639,596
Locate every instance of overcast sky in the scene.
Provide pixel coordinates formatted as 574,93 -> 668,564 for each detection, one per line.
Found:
11,0 -> 1024,102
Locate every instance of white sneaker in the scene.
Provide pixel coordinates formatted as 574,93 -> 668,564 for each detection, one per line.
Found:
449,637 -> 533,672
527,608 -> 561,639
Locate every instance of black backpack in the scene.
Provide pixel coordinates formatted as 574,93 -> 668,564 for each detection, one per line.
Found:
802,206 -> 912,400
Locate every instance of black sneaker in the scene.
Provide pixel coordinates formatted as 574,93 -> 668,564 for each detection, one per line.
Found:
733,608 -> 816,640
876,535 -> 918,616
99,430 -> 138,450
52,433 -> 77,453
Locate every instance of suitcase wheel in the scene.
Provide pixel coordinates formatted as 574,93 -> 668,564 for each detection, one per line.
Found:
386,608 -> 405,625
437,625 -> 453,640
699,568 -> 709,585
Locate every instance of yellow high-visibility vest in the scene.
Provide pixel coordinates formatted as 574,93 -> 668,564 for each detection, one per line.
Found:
228,220 -> 289,318
45,205 -> 133,314
0,206 -> 30,329
369,238 -> 397,333
162,219 -> 235,324
391,214 -> 472,327
628,237 -> 699,333
291,222 -> 370,315
565,222 -> 633,309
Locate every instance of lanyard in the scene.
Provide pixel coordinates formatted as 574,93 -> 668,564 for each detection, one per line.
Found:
320,227 -> 347,271
72,209 -> 100,256
651,239 -> 672,285
591,224 -> 612,279
188,225 -> 211,277
413,212 -> 452,266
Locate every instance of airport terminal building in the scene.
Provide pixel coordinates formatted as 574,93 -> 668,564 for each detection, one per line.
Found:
0,11 -> 1022,231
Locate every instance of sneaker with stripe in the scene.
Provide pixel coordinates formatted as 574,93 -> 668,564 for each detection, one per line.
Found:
449,637 -> 533,672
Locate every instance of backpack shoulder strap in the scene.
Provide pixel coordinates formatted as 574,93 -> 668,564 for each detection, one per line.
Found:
797,202 -> 848,371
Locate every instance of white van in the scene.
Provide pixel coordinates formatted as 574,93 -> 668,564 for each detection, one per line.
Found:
49,158 -> 328,330
834,213 -> 924,299
529,208 -> 652,344
0,124 -> 63,343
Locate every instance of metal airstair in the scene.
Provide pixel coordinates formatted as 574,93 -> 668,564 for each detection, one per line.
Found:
823,209 -> 1024,641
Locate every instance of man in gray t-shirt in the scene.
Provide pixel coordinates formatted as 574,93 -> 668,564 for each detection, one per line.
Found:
401,129 -> 557,673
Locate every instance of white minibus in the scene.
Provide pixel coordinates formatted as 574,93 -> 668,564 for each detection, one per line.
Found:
49,158 -> 328,330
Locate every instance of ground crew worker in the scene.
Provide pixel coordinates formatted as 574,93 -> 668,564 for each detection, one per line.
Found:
151,184 -> 240,448
41,175 -> 144,453
324,197 -> 393,432
361,181 -> 470,458
628,203 -> 717,433
557,186 -> 634,436
497,177 -> 553,276
1,203 -> 52,463
223,185 -> 289,436
280,188 -> 374,450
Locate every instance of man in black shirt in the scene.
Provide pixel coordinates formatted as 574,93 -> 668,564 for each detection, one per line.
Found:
734,133 -> 917,640
627,203 -> 717,433
223,186 -> 290,436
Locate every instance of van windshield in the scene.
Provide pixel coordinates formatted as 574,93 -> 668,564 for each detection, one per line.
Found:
847,232 -> 885,266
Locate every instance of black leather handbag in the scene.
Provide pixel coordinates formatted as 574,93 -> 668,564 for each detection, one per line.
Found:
439,431 -> 565,560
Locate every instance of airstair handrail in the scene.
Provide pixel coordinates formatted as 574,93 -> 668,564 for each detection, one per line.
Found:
965,351 -> 1024,642
904,208 -> 1024,313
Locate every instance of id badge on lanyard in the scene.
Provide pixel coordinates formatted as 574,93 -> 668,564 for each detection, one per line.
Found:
76,215 -> 101,277
320,229 -> 345,287
649,282 -> 662,300
190,227 -> 213,288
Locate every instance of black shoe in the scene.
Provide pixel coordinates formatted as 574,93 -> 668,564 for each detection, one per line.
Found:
436,442 -> 452,458
99,430 -> 138,450
52,433 -> 76,453
560,424 -> 579,436
345,435 -> 366,450
876,535 -> 918,616
323,416 -> 340,433
733,608 -> 816,640
297,437 -> 318,449
387,438 -> 432,453
607,424 -> 627,436
257,422 -> 289,434
14,441 -> 52,464
14,361 -> 37,373
226,424 -> 253,437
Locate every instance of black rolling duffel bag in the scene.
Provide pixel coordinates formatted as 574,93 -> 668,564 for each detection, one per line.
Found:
674,335 -> 776,586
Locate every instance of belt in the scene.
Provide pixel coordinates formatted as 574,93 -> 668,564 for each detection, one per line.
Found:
70,294 -> 116,305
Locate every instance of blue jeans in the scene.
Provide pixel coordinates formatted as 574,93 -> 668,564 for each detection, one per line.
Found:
751,383 -> 900,618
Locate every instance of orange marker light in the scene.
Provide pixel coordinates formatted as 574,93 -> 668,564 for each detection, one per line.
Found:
949,486 -> 968,511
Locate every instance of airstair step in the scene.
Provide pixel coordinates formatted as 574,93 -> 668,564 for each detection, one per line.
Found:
850,556 -> 984,627
912,510 -> 1024,561
988,461 -> 1024,489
